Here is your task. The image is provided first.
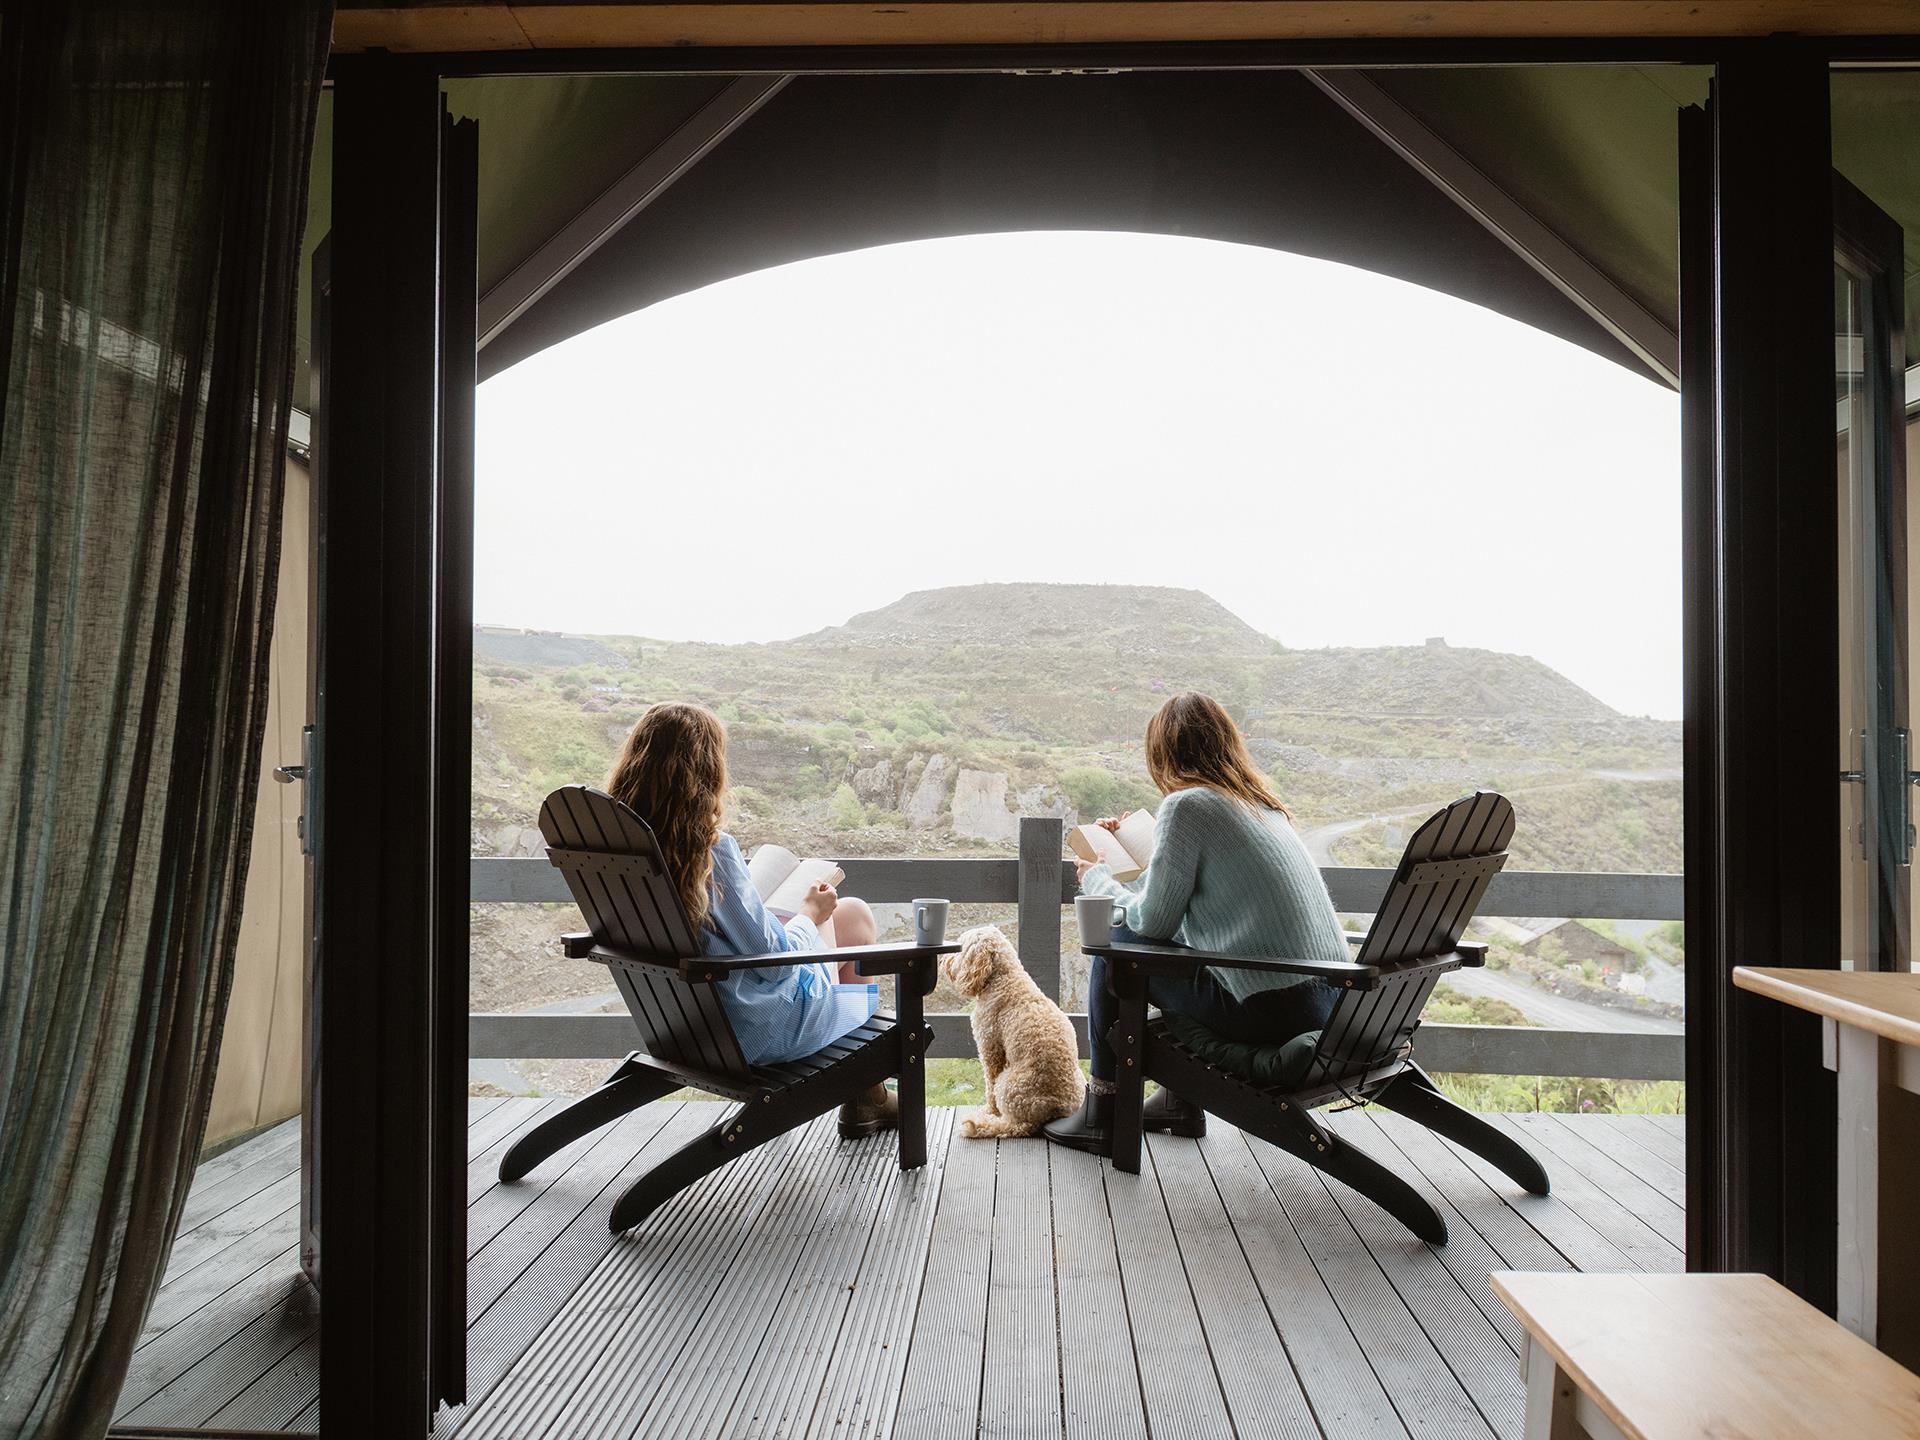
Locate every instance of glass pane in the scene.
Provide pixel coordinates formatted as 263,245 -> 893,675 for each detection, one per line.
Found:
1838,261 -> 1879,972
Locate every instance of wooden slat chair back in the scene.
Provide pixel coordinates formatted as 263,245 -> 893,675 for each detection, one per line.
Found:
1094,789 -> 1547,1246
539,785 -> 749,1084
498,784 -> 952,1232
1301,790 -> 1515,1093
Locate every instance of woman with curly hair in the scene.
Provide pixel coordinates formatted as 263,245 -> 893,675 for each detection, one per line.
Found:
604,701 -> 895,1137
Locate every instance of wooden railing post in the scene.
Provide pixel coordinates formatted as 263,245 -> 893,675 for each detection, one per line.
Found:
1017,816 -> 1065,1004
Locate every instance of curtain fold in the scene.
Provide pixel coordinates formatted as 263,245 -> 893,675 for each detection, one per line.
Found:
0,4 -> 332,1435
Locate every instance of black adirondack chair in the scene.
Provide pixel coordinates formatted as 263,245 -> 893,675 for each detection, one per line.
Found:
497,785 -> 958,1232
1093,790 -> 1550,1245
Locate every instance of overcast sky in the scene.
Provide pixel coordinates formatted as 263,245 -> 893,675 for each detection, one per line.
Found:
476,231 -> 1681,719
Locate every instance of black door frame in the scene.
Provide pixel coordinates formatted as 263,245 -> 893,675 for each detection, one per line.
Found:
321,53 -> 458,1439
1682,50 -> 1841,1296
320,33 -> 1903,1433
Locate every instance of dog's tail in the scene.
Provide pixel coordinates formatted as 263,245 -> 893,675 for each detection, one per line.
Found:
959,1110 -> 1041,1140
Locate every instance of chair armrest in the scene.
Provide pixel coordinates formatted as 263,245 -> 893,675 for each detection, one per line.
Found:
676,940 -> 962,979
1455,940 -> 1488,967
1086,939 -> 1381,988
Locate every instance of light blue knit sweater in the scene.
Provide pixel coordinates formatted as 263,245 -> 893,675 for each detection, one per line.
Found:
1080,786 -> 1350,1006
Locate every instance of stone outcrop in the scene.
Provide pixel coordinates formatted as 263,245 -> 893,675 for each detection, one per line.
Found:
901,754 -> 952,826
486,823 -> 547,858
852,757 -> 896,807
1016,783 -> 1075,823
952,768 -> 1019,843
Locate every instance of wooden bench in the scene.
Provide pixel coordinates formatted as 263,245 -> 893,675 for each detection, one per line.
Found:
1492,1271 -> 1920,1439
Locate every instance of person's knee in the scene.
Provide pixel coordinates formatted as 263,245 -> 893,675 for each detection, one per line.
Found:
834,895 -> 877,946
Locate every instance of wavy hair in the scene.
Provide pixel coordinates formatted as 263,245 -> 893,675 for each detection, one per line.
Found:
1144,692 -> 1291,820
605,701 -> 729,931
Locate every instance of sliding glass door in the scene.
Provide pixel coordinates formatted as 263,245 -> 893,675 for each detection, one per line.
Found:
1835,173 -> 1910,974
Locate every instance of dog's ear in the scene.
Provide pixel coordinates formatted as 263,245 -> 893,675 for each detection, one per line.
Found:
944,926 -> 1002,997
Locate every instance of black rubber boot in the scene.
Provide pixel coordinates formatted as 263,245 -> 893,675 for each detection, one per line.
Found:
1042,1086 -> 1113,1155
838,1084 -> 898,1140
1142,1088 -> 1206,1138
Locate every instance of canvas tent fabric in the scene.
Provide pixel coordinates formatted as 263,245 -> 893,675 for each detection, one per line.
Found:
293,65 -> 1718,398
0,4 -> 330,1433
458,69 -> 1674,384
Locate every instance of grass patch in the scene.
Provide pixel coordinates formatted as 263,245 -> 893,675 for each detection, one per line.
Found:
1433,1073 -> 1684,1114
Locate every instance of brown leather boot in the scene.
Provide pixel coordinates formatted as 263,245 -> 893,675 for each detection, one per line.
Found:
1143,1087 -> 1206,1138
838,1083 -> 898,1139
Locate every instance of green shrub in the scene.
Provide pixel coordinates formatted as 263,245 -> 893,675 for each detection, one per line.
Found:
831,783 -> 866,829
1059,766 -> 1157,819
1434,1074 -> 1684,1114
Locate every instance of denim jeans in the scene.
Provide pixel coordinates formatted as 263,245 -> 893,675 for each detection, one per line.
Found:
1085,926 -> 1334,1082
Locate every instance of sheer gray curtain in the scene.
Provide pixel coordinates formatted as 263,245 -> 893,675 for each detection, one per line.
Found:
0,5 -> 331,1435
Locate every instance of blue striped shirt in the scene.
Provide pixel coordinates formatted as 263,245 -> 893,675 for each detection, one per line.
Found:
702,833 -> 879,1066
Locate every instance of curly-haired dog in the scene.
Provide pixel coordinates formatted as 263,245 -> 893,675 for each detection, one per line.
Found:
943,925 -> 1085,1138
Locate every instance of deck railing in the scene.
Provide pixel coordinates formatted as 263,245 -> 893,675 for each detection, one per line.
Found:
468,816 -> 1686,1080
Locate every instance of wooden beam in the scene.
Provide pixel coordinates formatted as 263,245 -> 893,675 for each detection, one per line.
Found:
332,2 -> 1920,54
470,854 -> 1686,920
468,1011 -> 1687,1076
1302,68 -> 1679,386
478,75 -> 789,348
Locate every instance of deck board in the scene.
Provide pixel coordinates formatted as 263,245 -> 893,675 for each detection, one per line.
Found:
116,1104 -> 1687,1438
1244,1132 -> 1496,1440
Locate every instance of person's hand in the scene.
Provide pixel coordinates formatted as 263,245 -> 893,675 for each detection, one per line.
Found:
799,882 -> 838,926
1095,815 -> 1121,833
1074,856 -> 1097,884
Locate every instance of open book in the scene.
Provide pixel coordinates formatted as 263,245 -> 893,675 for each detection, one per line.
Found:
747,842 -> 845,931
1066,809 -> 1158,883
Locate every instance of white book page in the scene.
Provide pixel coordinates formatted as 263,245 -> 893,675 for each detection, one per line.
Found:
756,850 -> 845,919
1067,810 -> 1155,882
1115,809 -> 1158,869
746,843 -> 799,907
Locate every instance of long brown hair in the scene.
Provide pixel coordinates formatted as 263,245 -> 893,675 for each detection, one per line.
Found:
605,702 -> 729,930
1144,692 -> 1291,820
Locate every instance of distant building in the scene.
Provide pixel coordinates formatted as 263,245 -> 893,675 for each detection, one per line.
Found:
1520,919 -> 1631,973
1424,635 -> 1448,648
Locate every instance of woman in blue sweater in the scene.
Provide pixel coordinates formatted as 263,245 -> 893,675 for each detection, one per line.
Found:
1045,692 -> 1350,1155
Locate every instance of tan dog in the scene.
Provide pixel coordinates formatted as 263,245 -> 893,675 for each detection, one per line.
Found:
942,925 -> 1086,1138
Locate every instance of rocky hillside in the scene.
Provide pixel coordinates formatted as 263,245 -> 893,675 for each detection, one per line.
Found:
798,583 -> 1276,659
470,583 -> 1677,869
1263,644 -> 1615,720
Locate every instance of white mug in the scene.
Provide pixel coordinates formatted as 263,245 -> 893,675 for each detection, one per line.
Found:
912,898 -> 950,946
1075,894 -> 1117,945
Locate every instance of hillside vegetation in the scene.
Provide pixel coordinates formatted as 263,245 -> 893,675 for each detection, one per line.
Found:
473,583 -> 1679,872
470,583 -> 1683,1109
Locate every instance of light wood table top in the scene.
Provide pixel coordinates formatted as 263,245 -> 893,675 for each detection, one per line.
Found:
1732,967 -> 1920,1049
1492,1271 -> 1920,1440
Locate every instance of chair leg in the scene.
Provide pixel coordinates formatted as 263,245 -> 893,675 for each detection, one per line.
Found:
1376,1064 -> 1551,1196
498,1056 -> 678,1183
608,1105 -> 744,1232
896,961 -> 929,1171
1310,1122 -> 1450,1246
1106,968 -> 1150,1175
1237,1101 -> 1449,1246
607,1041 -> 899,1230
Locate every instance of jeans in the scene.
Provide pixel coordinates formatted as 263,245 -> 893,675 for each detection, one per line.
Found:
1090,936 -> 1251,1082
1085,926 -> 1332,1082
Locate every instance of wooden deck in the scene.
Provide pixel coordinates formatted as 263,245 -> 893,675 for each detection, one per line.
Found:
115,1099 -> 1686,1438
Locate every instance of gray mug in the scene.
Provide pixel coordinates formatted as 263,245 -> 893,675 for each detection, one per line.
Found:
1075,894 -> 1117,945
912,898 -> 950,946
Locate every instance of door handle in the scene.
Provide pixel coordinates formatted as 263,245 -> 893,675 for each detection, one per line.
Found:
274,726 -> 316,855
1903,727 -> 1917,866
